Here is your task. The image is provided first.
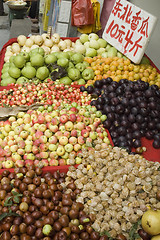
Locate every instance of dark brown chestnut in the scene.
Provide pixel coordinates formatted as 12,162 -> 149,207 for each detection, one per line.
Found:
59,215 -> 69,227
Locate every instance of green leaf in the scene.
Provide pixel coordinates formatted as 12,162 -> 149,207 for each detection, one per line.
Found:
0,212 -> 19,221
13,196 -> 20,203
129,219 -> 141,240
12,191 -> 23,197
12,191 -> 19,196
100,231 -> 113,240
4,197 -> 13,206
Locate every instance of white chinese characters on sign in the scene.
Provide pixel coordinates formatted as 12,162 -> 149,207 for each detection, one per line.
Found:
102,0 -> 157,64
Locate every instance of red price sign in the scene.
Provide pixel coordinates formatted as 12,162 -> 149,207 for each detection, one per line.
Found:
102,0 -> 157,64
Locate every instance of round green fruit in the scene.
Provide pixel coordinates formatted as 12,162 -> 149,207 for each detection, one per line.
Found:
60,76 -> 72,85
36,66 -> 49,81
13,55 -> 26,68
21,66 -> 36,79
16,76 -> 29,84
68,68 -> 81,81
30,54 -> 45,67
1,77 -> 16,86
8,66 -> 21,79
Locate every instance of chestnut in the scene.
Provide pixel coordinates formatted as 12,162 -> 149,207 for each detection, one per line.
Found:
1,177 -> 10,185
0,190 -> 6,200
60,172 -> 66,178
14,179 -> 21,188
71,225 -> 80,234
69,209 -> 79,219
10,224 -> 19,235
40,183 -> 48,191
21,168 -> 27,175
40,205 -> 49,215
27,165 -> 35,171
80,232 -> 90,240
54,191 -> 62,200
99,236 -> 109,240
23,177 -> 32,185
13,216 -> 23,225
46,201 -> 54,210
48,211 -> 59,221
33,177 -> 41,186
5,216 -> 14,223
32,210 -> 42,219
138,229 -> 151,240
62,198 -> 73,206
11,236 -> 20,240
58,230 -> 67,240
59,215 -> 69,227
1,231 -> 11,239
52,172 -> 60,180
35,168 -> 43,176
42,190 -> 52,199
24,215 -> 35,225
19,183 -> 28,192
50,184 -> 58,191
54,206 -> 61,212
32,198 -> 43,208
28,184 -> 36,192
20,233 -> 32,240
21,196 -> 31,205
43,216 -> 54,225
2,170 -> 10,177
19,223 -> 27,234
28,205 -> 37,213
90,231 -> 100,240
60,206 -> 70,215
2,222 -> 11,231
35,220 -> 44,228
62,227 -> 71,236
26,225 -> 36,236
53,221 -> 62,232
116,234 -> 127,240
35,228 -> 44,239
70,233 -> 79,240
26,170 -> 35,179
2,184 -> 12,192
10,205 -> 19,212
34,188 -> 43,198
156,190 -> 160,200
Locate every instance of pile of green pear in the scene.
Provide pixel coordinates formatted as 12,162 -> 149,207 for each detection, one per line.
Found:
1,47 -> 95,86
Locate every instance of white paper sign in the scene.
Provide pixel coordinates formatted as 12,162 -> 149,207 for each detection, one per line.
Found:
102,0 -> 157,64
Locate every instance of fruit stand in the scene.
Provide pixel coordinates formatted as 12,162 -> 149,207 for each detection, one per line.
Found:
0,31 -> 160,240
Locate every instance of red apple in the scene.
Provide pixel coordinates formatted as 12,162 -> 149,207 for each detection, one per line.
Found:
68,114 -> 77,122
60,114 -> 69,123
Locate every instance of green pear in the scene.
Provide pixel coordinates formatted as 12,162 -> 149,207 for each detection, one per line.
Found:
1,77 -> 16,86
151,235 -> 160,240
142,210 -> 160,236
13,55 -> 26,68
17,76 -> 29,84
36,66 -> 49,81
8,66 -> 21,79
21,66 -> 36,79
30,54 -> 45,67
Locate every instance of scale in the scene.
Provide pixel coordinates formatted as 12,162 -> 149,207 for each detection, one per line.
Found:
6,1 -> 29,25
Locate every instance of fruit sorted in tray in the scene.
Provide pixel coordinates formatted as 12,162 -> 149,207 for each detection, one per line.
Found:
81,78 -> 160,152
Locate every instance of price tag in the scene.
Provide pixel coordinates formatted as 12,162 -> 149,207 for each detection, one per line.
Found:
102,0 -> 157,64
